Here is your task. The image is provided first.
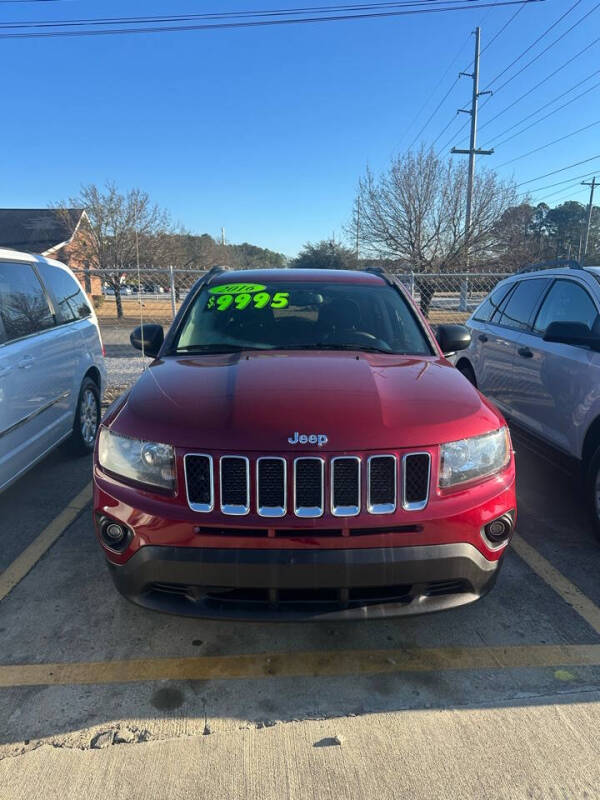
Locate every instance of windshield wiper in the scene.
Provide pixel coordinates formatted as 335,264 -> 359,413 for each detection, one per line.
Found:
173,344 -> 269,354
273,343 -> 394,354
173,343 -> 397,355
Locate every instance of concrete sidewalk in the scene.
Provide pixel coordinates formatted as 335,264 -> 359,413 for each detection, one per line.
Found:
3,702 -> 599,800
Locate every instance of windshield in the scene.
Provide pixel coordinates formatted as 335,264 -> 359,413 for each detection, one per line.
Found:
171,280 -> 433,356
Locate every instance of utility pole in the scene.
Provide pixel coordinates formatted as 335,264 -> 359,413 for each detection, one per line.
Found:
582,176 -> 596,266
451,27 -> 493,267
221,226 -> 226,246
355,199 -> 360,262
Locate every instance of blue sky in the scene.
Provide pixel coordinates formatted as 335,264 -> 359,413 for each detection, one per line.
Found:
1,0 -> 598,256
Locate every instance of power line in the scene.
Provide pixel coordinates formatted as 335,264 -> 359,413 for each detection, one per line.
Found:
484,0 -> 586,89
399,30 -> 471,151
443,2 -> 595,151
486,0 -> 600,95
517,168 -> 600,196
491,76 -> 600,147
547,185 -> 588,206
520,178 -> 588,203
517,154 -> 600,187
407,75 -> 462,151
495,119 -> 600,169
480,0 -> 526,51
0,0 -> 471,27
476,34 -> 600,134
427,0 -> 528,148
0,1 -> 546,39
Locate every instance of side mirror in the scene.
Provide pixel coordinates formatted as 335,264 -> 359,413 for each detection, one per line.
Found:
543,321 -> 600,350
436,324 -> 471,355
130,324 -> 164,358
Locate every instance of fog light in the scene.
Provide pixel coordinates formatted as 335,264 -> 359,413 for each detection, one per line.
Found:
105,523 -> 126,543
483,512 -> 514,546
97,515 -> 132,552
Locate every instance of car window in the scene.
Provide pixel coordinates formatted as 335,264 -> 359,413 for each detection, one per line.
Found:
0,261 -> 54,342
35,262 -> 91,323
473,282 -> 513,322
497,278 -> 548,332
533,279 -> 598,335
172,280 -> 433,356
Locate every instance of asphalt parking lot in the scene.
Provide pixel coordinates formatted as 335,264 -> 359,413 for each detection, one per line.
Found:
1,429 -> 599,799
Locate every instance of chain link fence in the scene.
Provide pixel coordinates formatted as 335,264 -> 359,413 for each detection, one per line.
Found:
88,267 -> 509,400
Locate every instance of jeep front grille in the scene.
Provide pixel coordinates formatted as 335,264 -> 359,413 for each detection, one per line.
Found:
184,451 -> 431,517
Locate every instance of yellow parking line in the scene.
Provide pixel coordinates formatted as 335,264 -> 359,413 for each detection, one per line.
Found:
0,482 -> 92,603
511,534 -> 600,637
0,644 -> 599,688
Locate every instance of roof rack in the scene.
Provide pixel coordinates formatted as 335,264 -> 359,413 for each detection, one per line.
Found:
517,258 -> 582,275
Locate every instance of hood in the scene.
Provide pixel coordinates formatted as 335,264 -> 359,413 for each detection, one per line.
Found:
111,352 -> 503,451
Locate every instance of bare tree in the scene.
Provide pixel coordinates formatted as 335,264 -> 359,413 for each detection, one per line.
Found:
55,183 -> 172,318
350,147 -> 517,314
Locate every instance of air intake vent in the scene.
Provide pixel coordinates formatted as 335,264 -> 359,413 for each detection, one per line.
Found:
294,458 -> 324,518
367,456 -> 396,514
257,457 -> 286,517
220,456 -> 250,515
331,457 -> 360,516
403,453 -> 431,511
184,454 -> 213,512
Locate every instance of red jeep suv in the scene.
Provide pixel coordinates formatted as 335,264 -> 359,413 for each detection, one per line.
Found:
94,267 -> 516,620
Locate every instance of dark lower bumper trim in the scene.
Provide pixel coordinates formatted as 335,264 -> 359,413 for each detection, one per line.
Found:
107,543 -> 500,621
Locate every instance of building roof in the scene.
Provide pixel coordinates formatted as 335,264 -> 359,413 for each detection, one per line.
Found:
0,208 -> 84,255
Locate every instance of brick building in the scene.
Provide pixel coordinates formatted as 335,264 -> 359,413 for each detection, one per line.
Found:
0,208 -> 102,299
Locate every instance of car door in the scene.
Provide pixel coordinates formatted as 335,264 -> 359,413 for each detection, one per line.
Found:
465,281 -> 514,380
34,259 -> 92,435
476,277 -> 549,414
509,277 -> 600,453
0,260 -> 56,490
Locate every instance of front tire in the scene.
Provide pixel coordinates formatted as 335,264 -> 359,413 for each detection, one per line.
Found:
70,377 -> 100,454
586,445 -> 600,542
457,360 -> 477,387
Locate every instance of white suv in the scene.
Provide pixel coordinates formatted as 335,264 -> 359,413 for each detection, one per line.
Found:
455,261 -> 600,538
0,249 -> 106,492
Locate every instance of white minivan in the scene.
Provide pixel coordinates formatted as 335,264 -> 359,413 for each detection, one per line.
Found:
0,249 -> 106,492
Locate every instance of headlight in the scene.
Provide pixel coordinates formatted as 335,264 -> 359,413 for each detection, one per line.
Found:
98,428 -> 175,491
439,428 -> 510,489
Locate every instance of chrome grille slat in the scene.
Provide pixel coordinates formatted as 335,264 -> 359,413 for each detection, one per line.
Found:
220,456 -> 250,515
294,457 -> 324,518
331,456 -> 360,517
257,457 -> 287,517
402,452 -> 431,511
184,454 -> 214,512
367,455 -> 397,514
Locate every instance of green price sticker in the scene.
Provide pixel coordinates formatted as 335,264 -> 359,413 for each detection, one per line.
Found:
206,291 -> 289,312
209,283 -> 266,295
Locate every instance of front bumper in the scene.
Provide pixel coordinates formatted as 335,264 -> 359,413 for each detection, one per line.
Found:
107,542 -> 501,620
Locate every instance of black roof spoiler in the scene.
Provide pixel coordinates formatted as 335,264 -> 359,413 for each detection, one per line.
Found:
203,264 -> 230,285
365,265 -> 397,285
